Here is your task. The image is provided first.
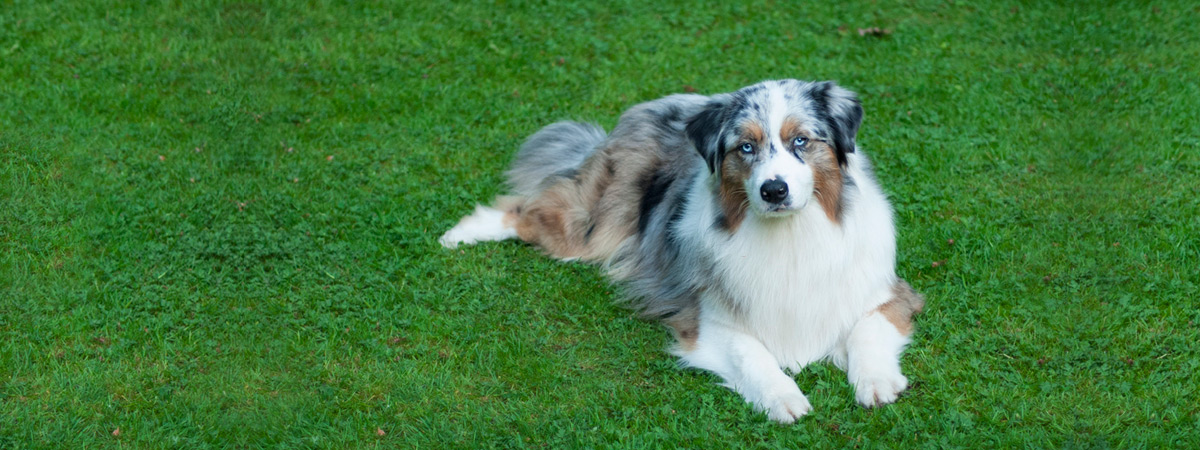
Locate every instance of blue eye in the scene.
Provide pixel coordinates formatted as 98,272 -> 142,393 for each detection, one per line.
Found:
792,137 -> 808,148
740,142 -> 754,154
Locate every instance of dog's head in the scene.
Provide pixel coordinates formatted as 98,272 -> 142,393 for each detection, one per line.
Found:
686,80 -> 863,227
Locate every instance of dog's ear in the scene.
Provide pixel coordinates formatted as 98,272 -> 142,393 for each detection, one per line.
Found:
811,81 -> 863,166
686,100 -> 728,173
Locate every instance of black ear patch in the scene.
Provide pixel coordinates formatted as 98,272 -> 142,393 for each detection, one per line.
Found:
685,101 -> 727,173
810,81 -> 864,167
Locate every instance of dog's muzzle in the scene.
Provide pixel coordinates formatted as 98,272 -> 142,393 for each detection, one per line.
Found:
760,179 -> 789,204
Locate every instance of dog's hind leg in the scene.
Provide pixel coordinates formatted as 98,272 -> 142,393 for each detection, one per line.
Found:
508,185 -> 591,261
439,196 -> 523,249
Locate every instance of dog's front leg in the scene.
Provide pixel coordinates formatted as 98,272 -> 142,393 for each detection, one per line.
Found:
844,310 -> 911,407
844,280 -> 923,407
676,320 -> 811,424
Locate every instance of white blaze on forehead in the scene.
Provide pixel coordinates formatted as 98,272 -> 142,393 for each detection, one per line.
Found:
759,149 -> 806,179
766,83 -> 790,150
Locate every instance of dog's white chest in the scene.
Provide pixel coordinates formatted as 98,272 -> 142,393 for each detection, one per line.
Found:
701,202 -> 895,369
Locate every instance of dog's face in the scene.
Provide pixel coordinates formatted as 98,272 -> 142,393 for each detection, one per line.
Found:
686,80 -> 863,226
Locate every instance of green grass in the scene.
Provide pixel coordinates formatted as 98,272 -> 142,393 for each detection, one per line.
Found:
2,0 -> 1198,448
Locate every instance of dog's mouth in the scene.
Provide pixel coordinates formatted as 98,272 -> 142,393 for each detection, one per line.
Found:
760,200 -> 806,217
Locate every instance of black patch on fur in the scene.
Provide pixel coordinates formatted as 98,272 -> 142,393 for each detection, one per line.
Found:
809,81 -> 863,167
583,222 -> 596,242
727,96 -> 746,112
654,105 -> 684,132
727,85 -> 765,119
556,168 -> 579,180
713,214 -> 730,231
637,169 -> 674,235
664,201 -> 687,245
809,82 -> 837,161
661,177 -> 694,247
685,102 -> 727,173
731,84 -> 764,107
604,158 -> 617,177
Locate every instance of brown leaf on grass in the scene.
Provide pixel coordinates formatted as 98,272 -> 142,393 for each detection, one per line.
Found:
112,428 -> 121,437
931,259 -> 948,268
376,428 -> 386,437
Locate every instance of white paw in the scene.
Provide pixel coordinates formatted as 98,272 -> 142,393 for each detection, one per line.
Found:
437,228 -> 473,248
854,371 -> 908,408
439,206 -> 516,249
764,392 -> 812,424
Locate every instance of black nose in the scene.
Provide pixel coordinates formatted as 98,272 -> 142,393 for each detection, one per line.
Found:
760,179 -> 789,204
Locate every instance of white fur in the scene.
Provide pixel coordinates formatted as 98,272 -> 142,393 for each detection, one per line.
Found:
438,205 -> 516,248
675,151 -> 910,421
844,311 -> 911,407
677,316 -> 813,423
747,145 -> 813,215
766,83 -> 791,138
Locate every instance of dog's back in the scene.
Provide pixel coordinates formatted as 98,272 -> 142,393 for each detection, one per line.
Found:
498,94 -> 710,264
505,121 -> 607,199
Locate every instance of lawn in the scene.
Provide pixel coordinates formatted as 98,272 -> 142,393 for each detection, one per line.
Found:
2,0 -> 1198,448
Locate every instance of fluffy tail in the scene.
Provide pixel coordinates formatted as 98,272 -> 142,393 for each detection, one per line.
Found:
440,121 -> 605,250
506,121 -> 607,198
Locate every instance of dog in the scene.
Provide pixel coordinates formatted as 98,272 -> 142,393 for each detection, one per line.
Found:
440,79 -> 923,423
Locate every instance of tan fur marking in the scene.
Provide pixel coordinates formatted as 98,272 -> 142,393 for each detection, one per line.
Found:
809,142 -> 844,223
515,190 -> 580,257
664,306 -> 700,352
496,195 -> 523,228
780,117 -> 805,145
781,117 -> 843,222
741,122 -> 765,147
503,143 -> 659,263
718,151 -> 750,232
876,280 -> 925,336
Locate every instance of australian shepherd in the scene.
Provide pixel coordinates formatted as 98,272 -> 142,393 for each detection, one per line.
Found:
440,79 -> 924,423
